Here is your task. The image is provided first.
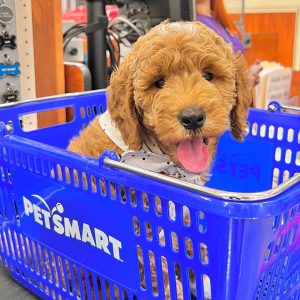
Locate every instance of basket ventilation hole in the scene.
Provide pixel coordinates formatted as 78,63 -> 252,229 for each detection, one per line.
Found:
44,285 -> 49,295
32,241 -> 40,275
82,172 -> 88,189
295,152 -> 300,166
130,188 -> 137,206
65,167 -> 71,183
122,289 -> 128,299
96,276 -> 103,299
149,250 -> 158,296
284,255 -> 289,267
285,149 -> 292,164
0,166 -> 4,181
100,178 -> 106,195
185,237 -> 193,258
158,227 -> 165,246
64,259 -> 74,295
37,244 -> 46,278
287,129 -> 294,142
283,170 -> 290,182
290,207 -> 296,220
80,107 -> 85,118
281,212 -> 288,226
73,169 -> 79,187
51,252 -> 59,286
169,201 -> 176,221
109,182 -> 116,199
252,123 -> 258,136
72,263 -> 81,299
290,225 -> 298,245
200,243 -> 209,265
146,221 -> 153,241
161,256 -> 170,298
86,272 -> 95,300
277,127 -> 284,141
275,147 -> 281,162
93,105 -> 98,116
203,274 -> 211,300
13,199 -> 20,223
114,284 -> 120,300
13,231 -> 21,262
7,169 -> 12,184
137,245 -> 146,290
133,217 -> 140,236
56,164 -> 62,181
260,124 -> 266,137
0,233 -> 4,252
199,211 -> 205,220
268,126 -> 275,139
282,231 -> 291,250
105,280 -> 111,299
19,234 -> 27,266
171,232 -> 179,252
91,175 -> 97,192
7,229 -> 15,259
199,210 -> 207,233
189,269 -> 197,298
265,242 -> 274,262
142,192 -> 149,211
44,248 -> 53,282
25,237 -> 34,270
274,236 -> 282,256
272,168 -> 280,188
183,206 -> 191,227
174,262 -> 183,300
58,256 -> 67,291
155,196 -> 162,216
87,106 -> 91,117
118,184 -> 126,202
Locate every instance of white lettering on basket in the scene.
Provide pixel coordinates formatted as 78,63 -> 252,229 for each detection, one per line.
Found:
23,195 -> 123,261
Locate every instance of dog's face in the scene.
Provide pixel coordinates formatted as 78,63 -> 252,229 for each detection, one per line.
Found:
108,21 -> 252,174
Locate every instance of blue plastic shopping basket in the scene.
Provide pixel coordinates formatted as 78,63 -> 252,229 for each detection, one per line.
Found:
0,90 -> 299,300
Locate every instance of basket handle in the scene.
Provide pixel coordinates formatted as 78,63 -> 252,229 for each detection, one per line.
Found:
268,101 -> 300,113
102,156 -> 300,201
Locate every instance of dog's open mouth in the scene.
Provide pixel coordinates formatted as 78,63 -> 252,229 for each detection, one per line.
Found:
177,136 -> 210,174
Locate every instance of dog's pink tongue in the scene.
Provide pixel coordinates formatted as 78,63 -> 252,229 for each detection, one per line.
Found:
177,137 -> 209,173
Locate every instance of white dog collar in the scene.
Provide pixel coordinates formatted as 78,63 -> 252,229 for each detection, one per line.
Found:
99,110 -> 130,152
99,110 -> 208,185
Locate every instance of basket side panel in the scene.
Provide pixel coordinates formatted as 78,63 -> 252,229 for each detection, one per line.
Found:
208,109 -> 300,192
0,133 -> 244,300
0,91 -> 107,149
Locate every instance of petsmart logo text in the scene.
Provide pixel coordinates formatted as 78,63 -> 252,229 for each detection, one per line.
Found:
23,195 -> 123,262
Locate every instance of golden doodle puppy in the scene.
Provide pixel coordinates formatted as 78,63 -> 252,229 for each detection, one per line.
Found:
68,21 -> 252,180
68,21 -> 252,299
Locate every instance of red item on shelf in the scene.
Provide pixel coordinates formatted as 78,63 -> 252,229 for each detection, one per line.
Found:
62,5 -> 119,24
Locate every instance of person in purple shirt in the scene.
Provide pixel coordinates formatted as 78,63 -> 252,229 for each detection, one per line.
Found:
196,0 -> 261,86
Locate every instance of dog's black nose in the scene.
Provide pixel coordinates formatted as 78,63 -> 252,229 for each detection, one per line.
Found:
179,107 -> 206,130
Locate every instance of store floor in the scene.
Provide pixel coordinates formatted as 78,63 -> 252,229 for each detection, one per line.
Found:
0,264 -> 39,300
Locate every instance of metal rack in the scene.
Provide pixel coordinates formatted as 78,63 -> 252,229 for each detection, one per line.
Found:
0,0 -> 36,104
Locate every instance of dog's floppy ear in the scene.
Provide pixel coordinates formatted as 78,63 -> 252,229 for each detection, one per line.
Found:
230,52 -> 252,141
107,55 -> 143,150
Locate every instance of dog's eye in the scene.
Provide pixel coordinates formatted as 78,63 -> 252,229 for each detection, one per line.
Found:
203,71 -> 214,81
154,79 -> 165,89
